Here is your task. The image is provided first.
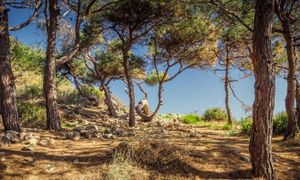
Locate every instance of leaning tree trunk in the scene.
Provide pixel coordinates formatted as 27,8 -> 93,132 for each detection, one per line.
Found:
282,21 -> 298,140
224,47 -> 232,125
43,0 -> 61,131
0,2 -> 20,132
100,80 -> 118,118
249,0 -> 275,179
296,79 -> 300,130
122,50 -> 136,126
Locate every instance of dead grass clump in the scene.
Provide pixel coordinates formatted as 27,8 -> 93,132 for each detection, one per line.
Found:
112,140 -> 193,176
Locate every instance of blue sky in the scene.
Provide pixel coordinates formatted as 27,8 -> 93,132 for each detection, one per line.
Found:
8,6 -> 288,119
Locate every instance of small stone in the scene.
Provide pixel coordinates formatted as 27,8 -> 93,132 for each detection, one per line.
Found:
115,128 -> 126,137
74,126 -> 85,132
85,124 -> 98,132
38,139 -> 49,147
102,133 -> 114,139
189,131 -> 197,138
21,146 -> 33,152
73,159 -> 79,164
20,132 -> 26,140
1,157 -> 6,161
80,130 -> 92,139
23,157 -> 34,163
0,135 -> 11,147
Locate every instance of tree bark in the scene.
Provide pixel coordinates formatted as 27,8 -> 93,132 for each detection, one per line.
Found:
249,0 -> 275,179
282,20 -> 298,140
44,0 -> 61,131
296,79 -> 300,130
100,80 -> 118,118
225,45 -> 232,125
122,49 -> 136,126
0,2 -> 20,132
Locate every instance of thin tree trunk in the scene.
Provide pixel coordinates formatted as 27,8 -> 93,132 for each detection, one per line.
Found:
282,21 -> 297,140
249,0 -> 275,179
100,81 -> 118,118
296,79 -> 300,130
44,0 -> 61,131
123,50 -> 136,126
0,2 -> 20,132
225,45 -> 232,125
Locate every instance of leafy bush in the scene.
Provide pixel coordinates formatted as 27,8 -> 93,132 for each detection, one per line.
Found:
181,114 -> 203,124
240,117 -> 252,135
239,112 -> 289,135
18,84 -> 43,99
273,112 -> 288,135
58,82 -> 104,105
203,107 -> 227,121
17,102 -> 46,128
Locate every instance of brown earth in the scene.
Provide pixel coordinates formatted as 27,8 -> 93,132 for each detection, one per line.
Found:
0,107 -> 299,180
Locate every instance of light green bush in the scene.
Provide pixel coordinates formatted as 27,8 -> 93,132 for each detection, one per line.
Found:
203,107 -> 227,121
240,117 -> 252,135
273,112 -> 288,135
181,114 -> 203,124
17,102 -> 46,128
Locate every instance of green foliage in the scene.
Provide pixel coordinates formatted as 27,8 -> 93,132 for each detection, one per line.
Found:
181,114 -> 203,124
240,117 -> 252,135
17,102 -> 46,128
11,39 -> 45,72
145,71 -> 168,86
18,84 -> 43,99
223,123 -> 232,130
203,107 -> 227,121
273,112 -> 288,135
58,83 -> 104,105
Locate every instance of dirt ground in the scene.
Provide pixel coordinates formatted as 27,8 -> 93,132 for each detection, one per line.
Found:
0,107 -> 299,180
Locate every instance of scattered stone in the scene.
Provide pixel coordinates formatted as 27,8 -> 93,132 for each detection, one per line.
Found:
20,132 -> 26,140
156,121 -> 165,127
74,126 -> 85,132
26,136 -> 38,146
0,135 -> 11,147
65,131 -> 81,140
189,131 -> 197,138
1,157 -> 5,162
44,164 -> 55,173
23,157 -> 34,163
85,124 -> 98,133
5,131 -> 20,143
73,159 -> 79,164
102,133 -> 114,139
38,139 -> 50,147
80,130 -> 93,139
95,133 -> 103,139
115,128 -> 126,137
21,146 -> 33,152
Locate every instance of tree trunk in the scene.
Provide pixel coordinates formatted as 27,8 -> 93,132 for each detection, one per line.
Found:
282,21 -> 298,140
44,0 -> 61,131
296,79 -> 300,130
225,45 -> 232,125
249,0 -> 275,179
122,50 -> 136,126
101,81 -> 118,118
0,2 -> 20,132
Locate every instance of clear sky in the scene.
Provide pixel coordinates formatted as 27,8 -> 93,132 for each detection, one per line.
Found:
8,7 -> 288,119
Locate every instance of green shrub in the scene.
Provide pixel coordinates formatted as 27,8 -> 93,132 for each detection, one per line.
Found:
181,114 -> 203,124
223,123 -> 232,130
18,84 -> 43,99
203,107 -> 227,121
240,117 -> 252,135
273,112 -> 288,135
17,102 -> 46,128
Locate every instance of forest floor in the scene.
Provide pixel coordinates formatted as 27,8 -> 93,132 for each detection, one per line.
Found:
0,106 -> 299,180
